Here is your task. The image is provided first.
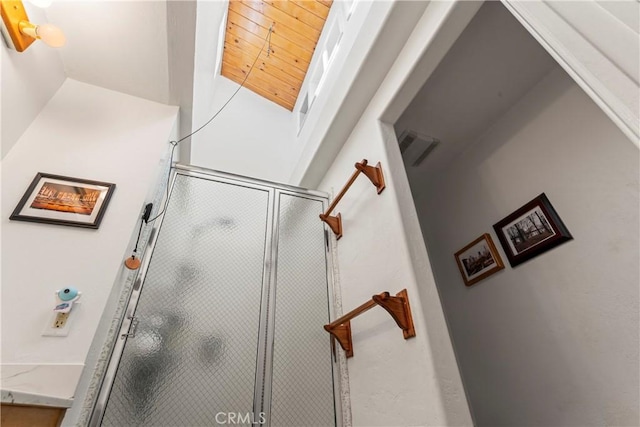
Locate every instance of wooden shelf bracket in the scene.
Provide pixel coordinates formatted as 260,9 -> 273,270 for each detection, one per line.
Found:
319,159 -> 385,240
355,161 -> 386,195
327,321 -> 353,358
319,212 -> 342,240
324,289 -> 415,358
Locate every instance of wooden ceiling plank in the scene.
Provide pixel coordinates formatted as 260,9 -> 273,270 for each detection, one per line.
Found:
227,11 -> 314,59
290,0 -> 330,20
223,43 -> 303,89
222,0 -> 333,110
244,65 -> 300,98
224,36 -> 309,79
227,19 -> 312,64
229,2 -> 318,53
221,62 -> 296,109
262,0 -> 326,31
226,28 -> 310,75
222,64 -> 298,102
223,39 -> 306,82
240,0 -> 321,43
221,69 -> 294,110
224,73 -> 294,110
222,60 -> 300,98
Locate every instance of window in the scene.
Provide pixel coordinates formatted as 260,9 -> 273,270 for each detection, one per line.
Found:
296,7 -> 347,133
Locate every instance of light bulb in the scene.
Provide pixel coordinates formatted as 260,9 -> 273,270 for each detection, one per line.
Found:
36,23 -> 65,47
20,21 -> 66,47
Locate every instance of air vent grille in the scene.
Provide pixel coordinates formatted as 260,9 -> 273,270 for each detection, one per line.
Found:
397,130 -> 440,167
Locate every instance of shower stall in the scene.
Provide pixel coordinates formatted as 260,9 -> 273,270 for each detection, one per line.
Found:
90,165 -> 341,426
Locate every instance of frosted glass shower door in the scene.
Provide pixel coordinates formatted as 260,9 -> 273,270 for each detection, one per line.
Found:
95,167 -> 339,427
101,175 -> 271,426
269,193 -> 336,426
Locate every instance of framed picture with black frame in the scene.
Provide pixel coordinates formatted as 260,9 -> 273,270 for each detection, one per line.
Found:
493,193 -> 572,267
10,173 -> 116,229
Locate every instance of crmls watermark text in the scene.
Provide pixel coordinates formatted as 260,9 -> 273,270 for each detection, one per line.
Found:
215,412 -> 266,425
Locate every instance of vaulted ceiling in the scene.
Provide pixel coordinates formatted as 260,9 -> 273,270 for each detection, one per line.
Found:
38,1 -> 331,114
221,0 -> 333,110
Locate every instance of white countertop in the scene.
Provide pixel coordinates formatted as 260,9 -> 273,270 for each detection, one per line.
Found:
1,389 -> 73,408
1,363 -> 83,409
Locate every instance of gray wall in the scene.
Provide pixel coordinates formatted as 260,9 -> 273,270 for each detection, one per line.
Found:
413,68 -> 639,426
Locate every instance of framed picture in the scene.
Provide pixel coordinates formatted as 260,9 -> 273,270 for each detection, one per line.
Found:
493,193 -> 572,267
454,233 -> 505,286
10,173 -> 116,229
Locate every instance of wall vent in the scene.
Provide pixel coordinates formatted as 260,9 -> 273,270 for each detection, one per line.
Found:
398,130 -> 440,167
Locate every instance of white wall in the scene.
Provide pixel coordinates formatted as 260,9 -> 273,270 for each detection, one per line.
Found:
294,0 -> 640,189
188,0 -> 297,183
46,1 -> 171,105
1,3 -> 66,159
184,0 -> 227,164
191,0 -> 228,128
503,0 -> 639,144
414,68 -> 639,426
190,76 -> 297,184
167,0 -> 197,164
316,2 -> 480,425
1,79 -> 178,399
290,0 -> 429,187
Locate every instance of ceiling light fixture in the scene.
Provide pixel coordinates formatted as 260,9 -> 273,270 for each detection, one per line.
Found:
0,0 -> 65,52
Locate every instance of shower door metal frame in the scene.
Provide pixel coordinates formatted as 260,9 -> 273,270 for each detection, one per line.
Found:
89,164 -> 342,427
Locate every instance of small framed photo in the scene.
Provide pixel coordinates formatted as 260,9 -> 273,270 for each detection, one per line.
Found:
10,173 -> 116,229
454,233 -> 505,286
493,193 -> 572,267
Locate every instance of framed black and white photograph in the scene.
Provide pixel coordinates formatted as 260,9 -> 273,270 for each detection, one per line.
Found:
493,193 -> 572,267
10,173 -> 116,229
454,233 -> 505,286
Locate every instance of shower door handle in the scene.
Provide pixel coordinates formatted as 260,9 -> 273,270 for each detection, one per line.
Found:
121,316 -> 139,340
